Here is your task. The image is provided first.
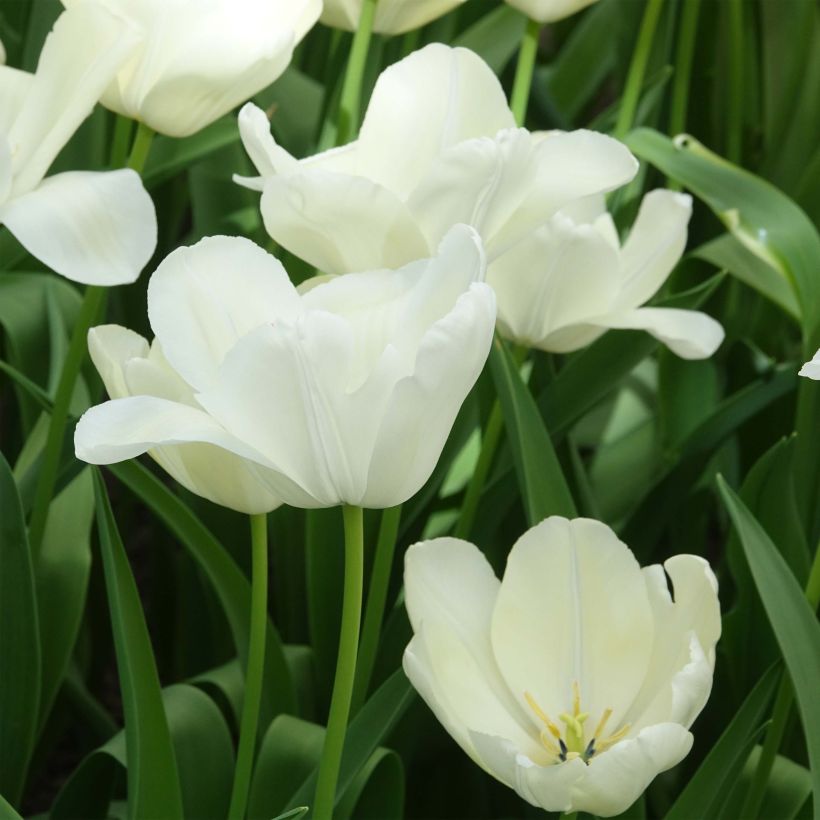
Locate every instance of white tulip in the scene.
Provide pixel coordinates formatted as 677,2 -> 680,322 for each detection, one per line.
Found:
0,2 -> 156,285
60,0 -> 322,138
799,351 -> 820,379
505,0 -> 599,24
236,43 -> 638,275
403,517 -> 721,817
321,0 -> 465,35
75,225 -> 496,509
488,189 -> 725,359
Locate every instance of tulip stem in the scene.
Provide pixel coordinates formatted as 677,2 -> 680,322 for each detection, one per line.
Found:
27,284 -> 106,555
336,0 -> 378,145
668,0 -> 701,135
109,115 -> 134,169
314,505 -> 364,820
510,18 -> 541,127
228,513 -> 269,820
127,121 -> 155,173
740,539 -> 820,819
350,505 -> 402,715
454,401 -> 504,540
614,0 -> 664,139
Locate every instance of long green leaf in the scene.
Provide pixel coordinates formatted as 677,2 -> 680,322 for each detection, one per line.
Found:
489,339 -> 576,524
0,453 -> 40,807
717,477 -> 820,820
92,470 -> 184,820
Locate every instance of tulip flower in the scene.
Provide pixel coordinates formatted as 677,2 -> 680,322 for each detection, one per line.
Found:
75,225 -> 496,509
321,0 -> 465,35
60,0 -> 322,138
403,517 -> 721,817
799,350 -> 820,379
505,0 -> 599,24
488,189 -> 725,359
0,2 -> 156,285
235,43 -> 638,276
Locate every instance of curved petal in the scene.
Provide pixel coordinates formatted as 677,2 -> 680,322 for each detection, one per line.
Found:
9,2 -> 139,194
363,282 -> 496,507
506,0 -> 599,24
146,235 -> 302,392
354,43 -> 515,197
491,517 -> 654,733
487,215 -> 619,347
800,349 -> 820,379
623,555 -> 720,731
235,102 -> 299,190
74,395 -> 284,514
0,65 -> 34,135
570,723 -> 693,817
88,324 -> 150,400
599,307 -> 725,359
260,169 -> 430,274
614,190 -> 692,309
0,169 -> 157,285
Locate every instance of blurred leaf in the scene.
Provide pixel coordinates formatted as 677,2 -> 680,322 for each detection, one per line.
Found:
665,664 -> 779,820
256,67 -> 324,156
657,352 -> 719,448
717,477 -> 820,818
108,460 -> 297,721
0,794 -> 22,820
489,339 -> 576,524
694,234 -> 800,321
0,453 -> 40,806
92,470 -> 184,820
453,6 -> 526,75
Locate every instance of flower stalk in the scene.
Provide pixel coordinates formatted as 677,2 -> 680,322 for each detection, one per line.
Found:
510,17 -> 541,127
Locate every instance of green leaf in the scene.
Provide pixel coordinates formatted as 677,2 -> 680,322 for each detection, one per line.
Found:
0,453 -> 40,807
92,470 -> 184,820
452,6 -> 526,74
489,339 -> 576,524
665,664 -> 780,820
0,794 -> 23,820
108,460 -> 296,720
717,477 -> 820,819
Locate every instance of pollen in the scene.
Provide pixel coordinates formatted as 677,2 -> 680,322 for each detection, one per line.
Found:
525,683 -> 631,765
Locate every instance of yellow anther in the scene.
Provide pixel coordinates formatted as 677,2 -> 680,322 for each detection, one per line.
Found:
572,681 -> 582,715
594,722 -> 631,754
592,708 -> 613,741
539,730 -> 560,755
525,691 -> 562,739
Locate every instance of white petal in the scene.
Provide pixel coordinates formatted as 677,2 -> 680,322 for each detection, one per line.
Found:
614,190 -> 692,309
235,102 -> 299,190
321,0 -> 466,34
799,349 -> 820,379
487,215 -> 619,348
506,0 -> 599,24
0,135 -> 11,204
88,325 -> 150,400
146,235 -> 302,392
9,3 -> 139,194
570,723 -> 693,817
259,169 -> 430,274
74,395 -> 283,514
623,555 -> 721,731
363,282 -> 496,507
354,44 -> 515,197
600,307 -> 725,359
491,518 -> 654,733
0,169 -> 157,285
0,65 -> 34,136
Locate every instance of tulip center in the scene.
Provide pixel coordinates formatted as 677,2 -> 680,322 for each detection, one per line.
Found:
524,682 -> 630,765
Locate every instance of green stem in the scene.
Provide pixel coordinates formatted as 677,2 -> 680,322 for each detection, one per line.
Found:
739,540 -> 820,819
614,0 -> 665,139
336,0 -> 378,146
127,121 -> 155,173
510,18 -> 541,127
313,505 -> 364,820
726,0 -> 743,163
668,0 -> 701,136
27,285 -> 106,553
350,505 -> 402,714
109,115 -> 134,169
454,401 -> 504,540
227,514 -> 269,820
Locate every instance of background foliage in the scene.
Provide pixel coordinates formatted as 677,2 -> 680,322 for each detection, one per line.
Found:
0,0 -> 819,817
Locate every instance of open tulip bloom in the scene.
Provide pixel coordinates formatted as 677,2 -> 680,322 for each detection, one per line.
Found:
404,517 -> 720,817
74,225 -> 496,510
0,2 -> 156,285
59,0 -> 321,138
321,0 -> 466,35
235,43 -> 639,276
488,189 -> 725,359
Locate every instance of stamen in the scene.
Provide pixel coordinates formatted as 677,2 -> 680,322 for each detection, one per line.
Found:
525,691 -> 562,739
572,681 -> 582,715
594,722 -> 631,753
592,707 -> 613,741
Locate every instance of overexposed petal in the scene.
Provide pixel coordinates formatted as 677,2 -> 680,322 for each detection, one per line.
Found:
0,169 -> 157,285
571,723 -> 693,817
355,44 -> 515,197
600,307 -> 725,359
491,518 -> 654,733
614,190 -> 692,309
260,169 -> 430,274
147,235 -> 301,392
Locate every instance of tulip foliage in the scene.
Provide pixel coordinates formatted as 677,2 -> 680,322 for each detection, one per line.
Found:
0,1 -> 819,819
